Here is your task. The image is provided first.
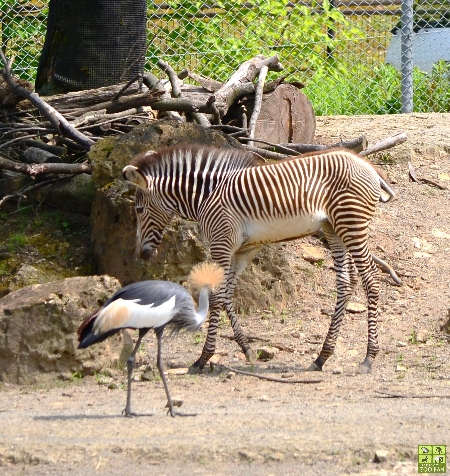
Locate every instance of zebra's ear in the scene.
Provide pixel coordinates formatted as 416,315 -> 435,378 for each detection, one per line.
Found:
123,165 -> 148,189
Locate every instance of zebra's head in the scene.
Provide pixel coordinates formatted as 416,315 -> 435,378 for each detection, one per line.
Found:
123,164 -> 174,261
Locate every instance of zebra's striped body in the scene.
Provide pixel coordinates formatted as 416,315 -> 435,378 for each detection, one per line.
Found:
124,145 -> 396,374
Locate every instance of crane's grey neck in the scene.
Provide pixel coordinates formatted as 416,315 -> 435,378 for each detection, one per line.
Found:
194,287 -> 211,327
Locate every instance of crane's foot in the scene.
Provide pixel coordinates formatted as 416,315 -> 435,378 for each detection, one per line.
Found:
356,359 -> 372,375
122,408 -> 138,418
245,348 -> 258,364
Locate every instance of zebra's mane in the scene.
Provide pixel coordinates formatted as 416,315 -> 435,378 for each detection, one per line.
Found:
131,144 -> 260,175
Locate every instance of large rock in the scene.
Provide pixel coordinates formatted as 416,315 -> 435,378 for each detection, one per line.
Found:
88,117 -> 241,188
0,275 -> 128,384
90,119 -> 297,311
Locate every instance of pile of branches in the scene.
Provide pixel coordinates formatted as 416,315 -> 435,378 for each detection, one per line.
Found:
0,50 -> 407,187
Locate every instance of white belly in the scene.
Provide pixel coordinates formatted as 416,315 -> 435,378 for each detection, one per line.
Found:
243,212 -> 328,245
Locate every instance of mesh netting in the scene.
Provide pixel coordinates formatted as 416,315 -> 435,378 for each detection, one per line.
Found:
37,0 -> 146,91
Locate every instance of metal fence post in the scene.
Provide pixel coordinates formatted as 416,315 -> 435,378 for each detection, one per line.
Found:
401,0 -> 414,113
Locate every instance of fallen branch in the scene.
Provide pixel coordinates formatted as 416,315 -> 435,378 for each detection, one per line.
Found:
247,65 -> 268,147
220,333 -> 295,353
214,55 -> 283,115
0,50 -> 95,149
277,135 -> 368,155
213,363 -> 323,384
374,390 -> 450,399
359,132 -> 407,157
0,155 -> 92,177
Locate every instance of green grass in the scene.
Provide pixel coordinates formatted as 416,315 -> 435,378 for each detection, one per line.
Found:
305,62 -> 450,115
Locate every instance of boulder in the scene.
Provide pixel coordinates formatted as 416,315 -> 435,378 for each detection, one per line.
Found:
0,275 -> 129,384
89,119 -> 297,311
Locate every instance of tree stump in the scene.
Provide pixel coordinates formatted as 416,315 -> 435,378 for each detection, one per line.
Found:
253,84 -> 316,144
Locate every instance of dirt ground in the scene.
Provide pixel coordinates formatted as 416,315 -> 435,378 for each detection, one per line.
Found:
1,113 -> 450,475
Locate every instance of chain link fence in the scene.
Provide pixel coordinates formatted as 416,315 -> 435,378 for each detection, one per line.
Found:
1,1 -> 450,115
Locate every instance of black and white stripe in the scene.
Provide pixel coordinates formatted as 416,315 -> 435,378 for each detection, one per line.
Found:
124,145 -> 395,374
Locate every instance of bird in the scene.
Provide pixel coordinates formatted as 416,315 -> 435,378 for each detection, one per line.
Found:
77,262 -> 224,417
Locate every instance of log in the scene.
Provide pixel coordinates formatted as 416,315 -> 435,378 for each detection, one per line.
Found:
244,84 -> 316,144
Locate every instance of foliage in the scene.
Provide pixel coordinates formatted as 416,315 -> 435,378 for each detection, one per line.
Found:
147,0 -> 364,80
305,62 -> 450,115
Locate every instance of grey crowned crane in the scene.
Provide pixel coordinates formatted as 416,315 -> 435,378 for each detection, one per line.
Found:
77,262 -> 224,417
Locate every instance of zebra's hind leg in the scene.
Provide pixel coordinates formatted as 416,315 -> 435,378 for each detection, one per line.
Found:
349,243 -> 381,375
307,223 -> 358,372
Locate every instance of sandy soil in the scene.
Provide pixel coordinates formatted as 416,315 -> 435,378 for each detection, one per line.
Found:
1,113 -> 450,476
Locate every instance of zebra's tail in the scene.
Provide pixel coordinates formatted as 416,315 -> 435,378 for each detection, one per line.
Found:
379,177 -> 397,203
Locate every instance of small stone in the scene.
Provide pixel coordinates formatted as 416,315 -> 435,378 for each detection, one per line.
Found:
238,450 -> 258,461
57,372 -> 72,382
259,395 -> 270,402
107,383 -> 118,390
374,450 -> 389,463
257,346 -> 279,360
301,245 -> 326,263
165,399 -> 183,408
268,452 -> 285,461
167,367 -> 189,375
347,302 -> 367,314
415,330 -> 428,343
209,354 -> 223,365
226,371 -> 235,379
320,308 -> 334,316
413,251 -> 432,259
332,367 -> 343,375
396,341 -> 407,347
395,365 -> 407,372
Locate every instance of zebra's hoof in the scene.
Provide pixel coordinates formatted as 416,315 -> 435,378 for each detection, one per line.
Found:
356,361 -> 372,375
306,361 -> 323,372
188,359 -> 204,374
245,348 -> 258,364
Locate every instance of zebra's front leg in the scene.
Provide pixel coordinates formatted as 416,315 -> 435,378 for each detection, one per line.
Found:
223,246 -> 263,363
190,291 -> 224,371
307,225 -> 358,372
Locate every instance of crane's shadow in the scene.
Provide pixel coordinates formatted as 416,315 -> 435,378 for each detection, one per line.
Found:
34,412 -> 154,421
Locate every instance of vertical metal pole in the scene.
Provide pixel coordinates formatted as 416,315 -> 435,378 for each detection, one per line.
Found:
401,0 -> 414,113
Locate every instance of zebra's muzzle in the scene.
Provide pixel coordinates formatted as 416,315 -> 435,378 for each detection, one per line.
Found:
140,247 -> 157,261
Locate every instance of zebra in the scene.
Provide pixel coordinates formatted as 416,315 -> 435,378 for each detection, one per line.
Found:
123,144 -> 398,375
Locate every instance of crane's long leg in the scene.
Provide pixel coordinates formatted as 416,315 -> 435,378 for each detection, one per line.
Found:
122,328 -> 149,417
155,328 -> 196,418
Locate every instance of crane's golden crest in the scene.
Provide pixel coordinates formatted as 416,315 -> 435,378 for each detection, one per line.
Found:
188,262 -> 224,292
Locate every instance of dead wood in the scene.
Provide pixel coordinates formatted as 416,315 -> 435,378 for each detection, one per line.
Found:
0,51 -> 94,149
277,135 -> 368,154
359,132 -> 407,157
247,65 -> 268,147
213,55 -> 283,115
22,140 -> 66,156
22,147 -> 61,164
213,363 -> 323,384
0,156 -> 92,177
374,390 -> 450,398
178,68 -> 223,92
